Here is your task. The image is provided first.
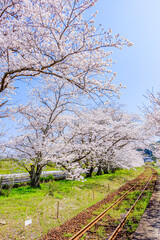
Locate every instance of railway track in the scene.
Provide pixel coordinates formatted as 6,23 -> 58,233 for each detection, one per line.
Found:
69,167 -> 157,240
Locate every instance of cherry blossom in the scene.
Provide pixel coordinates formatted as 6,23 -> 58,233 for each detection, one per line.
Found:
0,0 -> 133,98
144,91 -> 160,159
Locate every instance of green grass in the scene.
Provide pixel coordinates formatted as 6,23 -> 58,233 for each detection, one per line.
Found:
0,167 -> 144,240
153,165 -> 160,175
0,159 -> 59,174
96,226 -> 106,238
0,159 -> 27,174
123,188 -> 154,238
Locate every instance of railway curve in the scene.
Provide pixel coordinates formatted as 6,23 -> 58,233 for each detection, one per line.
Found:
41,167 -> 158,240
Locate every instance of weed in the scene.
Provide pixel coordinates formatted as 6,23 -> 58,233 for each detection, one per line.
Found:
45,181 -> 58,196
63,232 -> 73,237
80,233 -> 88,239
97,226 -> 105,238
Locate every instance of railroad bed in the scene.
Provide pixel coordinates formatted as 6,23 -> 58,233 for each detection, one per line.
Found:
41,167 -> 158,240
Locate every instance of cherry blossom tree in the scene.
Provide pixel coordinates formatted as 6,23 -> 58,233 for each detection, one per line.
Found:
58,107 -> 145,178
100,111 -> 145,173
0,0 -> 133,151
6,96 -> 146,184
144,91 -> 160,160
6,81 -> 79,187
0,0 -> 21,19
0,0 -> 132,98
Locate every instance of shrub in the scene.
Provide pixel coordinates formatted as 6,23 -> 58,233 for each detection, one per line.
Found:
0,188 -> 10,197
40,174 -> 54,183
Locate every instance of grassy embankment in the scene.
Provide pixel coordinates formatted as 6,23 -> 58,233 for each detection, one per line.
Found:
153,165 -> 160,175
0,167 -> 145,240
0,159 -> 57,174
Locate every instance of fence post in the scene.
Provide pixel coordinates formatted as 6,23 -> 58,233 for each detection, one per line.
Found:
57,201 -> 59,219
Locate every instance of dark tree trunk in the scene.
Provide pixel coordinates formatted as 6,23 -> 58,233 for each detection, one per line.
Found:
110,166 -> 116,173
29,164 -> 42,188
103,167 -> 109,174
96,166 -> 102,175
86,166 -> 94,178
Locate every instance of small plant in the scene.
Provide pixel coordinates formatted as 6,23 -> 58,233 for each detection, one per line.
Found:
97,226 -> 105,238
0,188 -> 10,197
63,232 -> 73,238
80,233 -> 87,239
45,180 -> 58,196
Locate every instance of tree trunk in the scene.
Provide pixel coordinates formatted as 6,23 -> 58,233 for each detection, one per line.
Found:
96,166 -> 102,175
103,167 -> 109,174
110,165 -> 116,173
86,166 -> 94,178
29,164 -> 42,188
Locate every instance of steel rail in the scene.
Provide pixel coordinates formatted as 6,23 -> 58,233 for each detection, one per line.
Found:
108,173 -> 153,240
69,170 -> 149,240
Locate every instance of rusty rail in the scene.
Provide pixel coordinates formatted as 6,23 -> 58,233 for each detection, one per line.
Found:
69,169 -> 150,240
108,173 -> 153,240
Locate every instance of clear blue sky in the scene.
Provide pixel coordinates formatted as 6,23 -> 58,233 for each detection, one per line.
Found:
87,0 -> 160,113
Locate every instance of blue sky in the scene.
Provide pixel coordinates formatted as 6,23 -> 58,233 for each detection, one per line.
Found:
87,0 -> 160,113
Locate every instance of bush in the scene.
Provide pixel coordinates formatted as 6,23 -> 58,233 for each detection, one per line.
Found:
0,188 -> 10,197
40,174 -> 54,183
